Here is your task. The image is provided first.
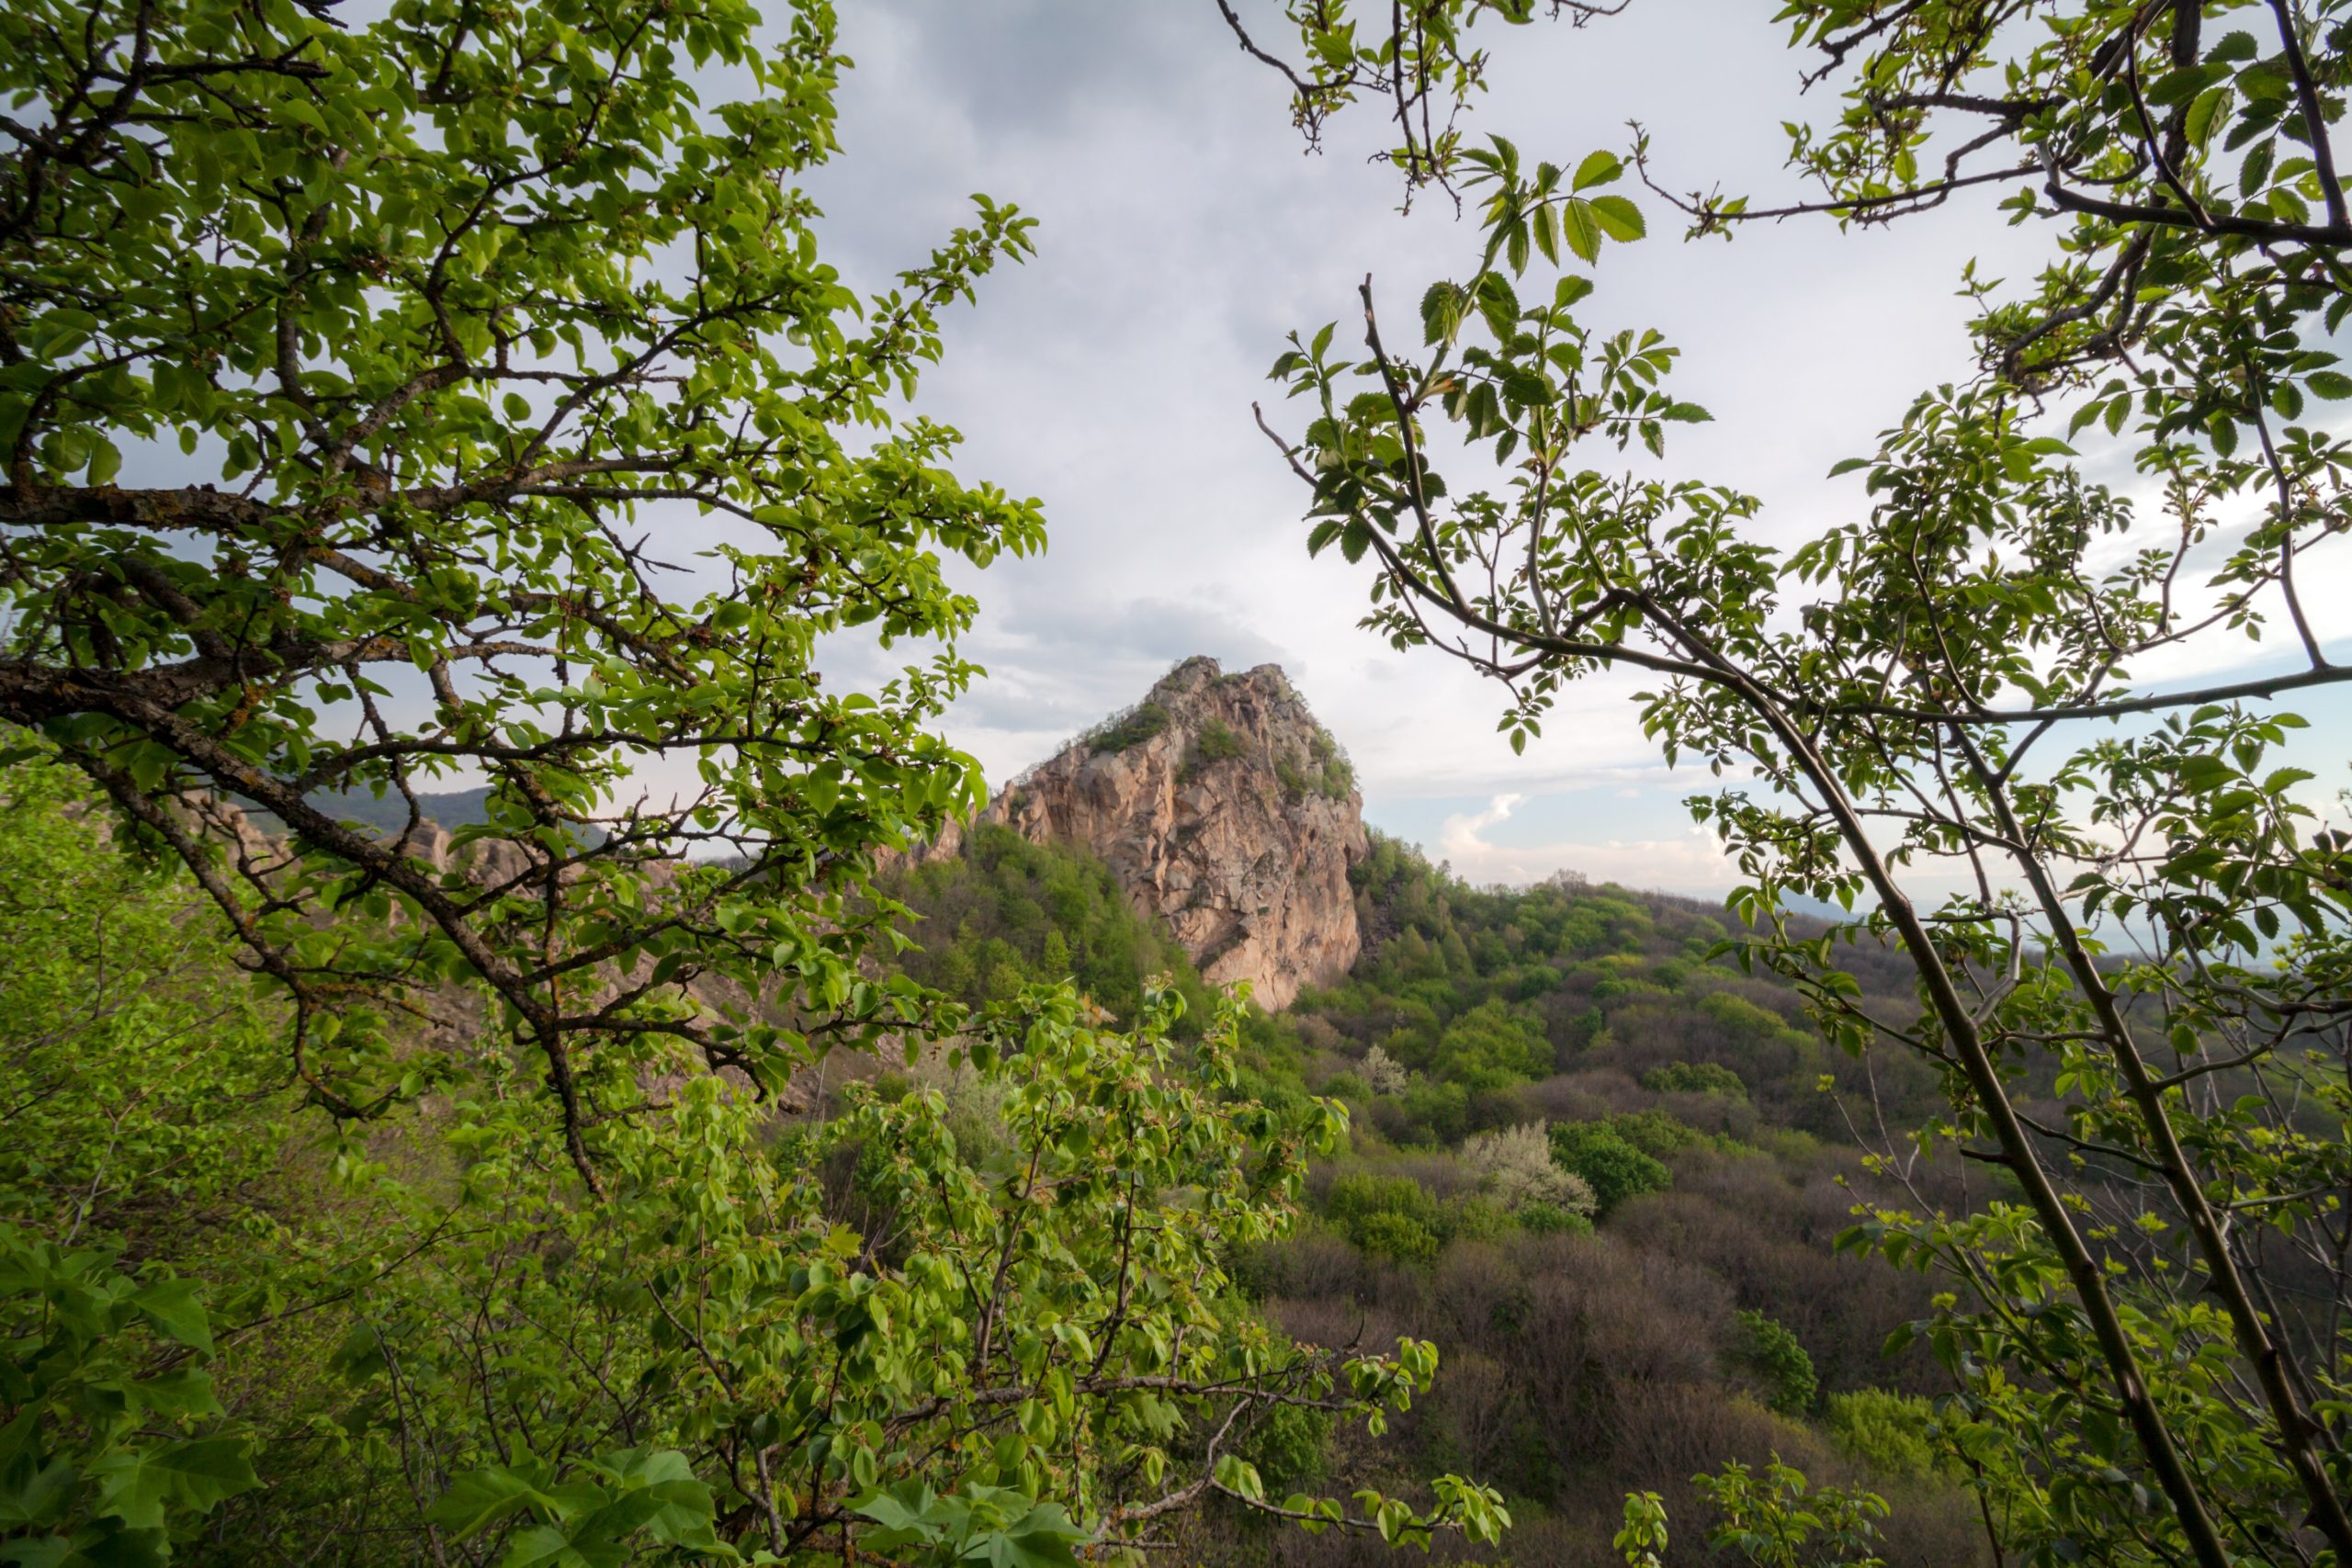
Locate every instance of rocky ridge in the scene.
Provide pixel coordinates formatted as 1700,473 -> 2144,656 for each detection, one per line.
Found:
229,656 -> 1371,1016
920,657 -> 1369,1010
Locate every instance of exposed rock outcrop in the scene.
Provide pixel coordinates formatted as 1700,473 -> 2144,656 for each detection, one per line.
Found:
221,657 -> 1369,1021
924,658 -> 1369,1010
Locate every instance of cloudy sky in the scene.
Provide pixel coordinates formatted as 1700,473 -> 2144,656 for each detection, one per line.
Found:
797,1 -> 2352,894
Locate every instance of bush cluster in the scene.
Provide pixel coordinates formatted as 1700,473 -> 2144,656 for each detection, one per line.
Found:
1547,1121 -> 1673,1216
1642,1059 -> 1748,1100
1088,699 -> 1170,754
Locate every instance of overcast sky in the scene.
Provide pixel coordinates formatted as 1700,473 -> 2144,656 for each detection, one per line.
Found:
796,0 -> 2352,894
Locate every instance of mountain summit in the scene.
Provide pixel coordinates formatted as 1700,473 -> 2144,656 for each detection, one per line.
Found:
929,657 -> 1369,1009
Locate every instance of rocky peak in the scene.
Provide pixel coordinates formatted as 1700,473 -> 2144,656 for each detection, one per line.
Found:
935,657 -> 1369,1010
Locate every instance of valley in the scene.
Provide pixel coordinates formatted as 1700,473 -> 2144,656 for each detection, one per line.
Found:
868,659 -> 1990,1564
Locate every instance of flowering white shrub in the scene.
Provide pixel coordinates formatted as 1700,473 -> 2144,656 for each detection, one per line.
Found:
1462,1122 -> 1596,1216
1363,1044 -> 1409,1096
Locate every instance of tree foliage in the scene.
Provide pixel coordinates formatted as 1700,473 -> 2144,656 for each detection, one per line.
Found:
0,0 -> 1517,1554
0,0 -> 1044,1181
1547,1121 -> 1670,1217
0,768 -> 1510,1561
1250,3 -> 2352,1564
879,820 -> 1214,1027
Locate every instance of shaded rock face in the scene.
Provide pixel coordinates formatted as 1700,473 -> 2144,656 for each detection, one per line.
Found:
939,658 -> 1369,1010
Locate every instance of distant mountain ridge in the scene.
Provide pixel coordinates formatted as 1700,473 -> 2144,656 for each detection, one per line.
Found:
300,784 -> 500,836
243,784 -> 610,848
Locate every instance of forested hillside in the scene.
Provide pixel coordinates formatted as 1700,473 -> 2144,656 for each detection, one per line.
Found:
9,0 -> 2352,1562
0,762 -> 1487,1564
880,829 -> 1996,1564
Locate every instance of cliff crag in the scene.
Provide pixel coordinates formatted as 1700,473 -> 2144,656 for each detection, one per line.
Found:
930,658 -> 1368,1010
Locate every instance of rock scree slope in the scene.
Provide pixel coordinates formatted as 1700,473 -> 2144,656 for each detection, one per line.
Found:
924,658 -> 1370,1010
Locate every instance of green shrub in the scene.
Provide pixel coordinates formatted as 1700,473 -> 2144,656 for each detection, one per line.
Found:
1275,752 -> 1311,797
1699,989 -> 1795,1036
1432,998 -> 1553,1090
1320,1070 -> 1371,1101
1178,719 -> 1249,784
1194,718 -> 1246,763
1327,1172 -> 1438,1231
1728,1309 -> 1818,1416
1825,1390 -> 1950,1482
1090,700 -> 1170,753
1352,1208 -> 1442,1265
882,822 -> 1212,1027
1396,1078 -> 1471,1145
1643,1060 -> 1748,1100
1547,1123 -> 1671,1215
1324,1171 -> 1533,1260
1516,1201 -> 1594,1236
1444,1194 -> 1514,1245
1602,1108 -> 1712,1159
1240,1399 -> 1333,1492
1751,1126 -> 1822,1165
1589,974 -> 1669,1003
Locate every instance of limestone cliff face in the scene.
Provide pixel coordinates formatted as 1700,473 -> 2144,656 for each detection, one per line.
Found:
944,658 -> 1369,1010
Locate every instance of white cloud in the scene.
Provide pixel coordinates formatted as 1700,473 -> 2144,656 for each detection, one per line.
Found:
1432,792 -> 1736,895
795,0 -> 2051,827
1438,793 -> 1526,865
781,1 -> 2352,875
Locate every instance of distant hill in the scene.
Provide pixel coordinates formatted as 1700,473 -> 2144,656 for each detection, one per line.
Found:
244,784 -> 604,845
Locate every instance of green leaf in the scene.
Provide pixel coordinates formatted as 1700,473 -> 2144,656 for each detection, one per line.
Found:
129,1367 -> 222,1420
1532,202 -> 1559,266
1215,1453 -> 1266,1503
1559,198 -> 1602,264
492,1523 -> 582,1568
1586,195 -> 1645,243
969,1511 -> 1087,1568
1475,272 -> 1520,340
1552,276 -> 1595,310
1571,150 -> 1622,191
88,1438 -> 257,1531
1419,281 -> 1465,346
431,1466 -> 562,1540
131,1280 -> 213,1357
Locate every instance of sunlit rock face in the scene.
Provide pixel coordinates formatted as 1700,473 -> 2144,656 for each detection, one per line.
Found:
921,657 -> 1369,1010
